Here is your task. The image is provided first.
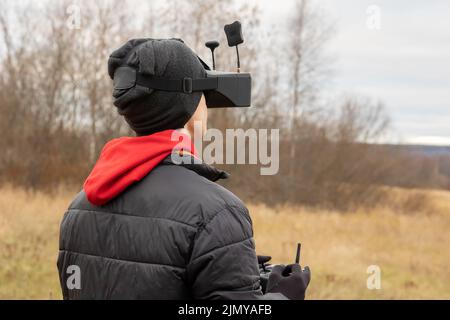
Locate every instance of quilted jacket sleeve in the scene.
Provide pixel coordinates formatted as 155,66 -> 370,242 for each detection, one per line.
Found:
186,205 -> 286,300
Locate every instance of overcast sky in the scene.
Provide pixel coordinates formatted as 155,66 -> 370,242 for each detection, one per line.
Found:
255,0 -> 450,145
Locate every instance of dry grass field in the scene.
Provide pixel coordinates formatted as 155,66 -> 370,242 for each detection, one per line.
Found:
0,186 -> 449,299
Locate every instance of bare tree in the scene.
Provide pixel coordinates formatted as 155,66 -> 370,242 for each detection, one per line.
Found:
2,0 -> 441,212
285,0 -> 333,176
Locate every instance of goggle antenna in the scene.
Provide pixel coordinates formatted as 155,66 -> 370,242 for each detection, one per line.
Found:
205,40 -> 220,70
224,21 -> 244,73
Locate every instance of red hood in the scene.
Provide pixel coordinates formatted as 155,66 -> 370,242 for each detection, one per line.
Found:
84,129 -> 197,206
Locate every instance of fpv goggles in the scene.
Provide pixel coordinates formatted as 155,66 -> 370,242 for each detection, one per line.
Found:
113,21 -> 251,108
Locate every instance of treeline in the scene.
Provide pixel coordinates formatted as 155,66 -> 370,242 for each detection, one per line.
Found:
0,0 -> 448,210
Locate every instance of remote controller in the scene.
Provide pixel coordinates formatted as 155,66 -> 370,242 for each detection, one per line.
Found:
258,243 -> 301,293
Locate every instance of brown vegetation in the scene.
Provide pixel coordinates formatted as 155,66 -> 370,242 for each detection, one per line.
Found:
1,0 -> 448,209
0,186 -> 448,299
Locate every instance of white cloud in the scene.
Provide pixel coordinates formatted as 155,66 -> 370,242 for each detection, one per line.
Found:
404,136 -> 450,146
254,0 -> 450,145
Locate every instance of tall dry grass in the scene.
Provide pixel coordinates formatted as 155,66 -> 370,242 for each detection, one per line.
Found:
0,187 -> 73,299
251,188 -> 450,299
0,186 -> 449,299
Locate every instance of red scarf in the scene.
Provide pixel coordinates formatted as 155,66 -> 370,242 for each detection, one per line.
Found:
84,129 -> 197,206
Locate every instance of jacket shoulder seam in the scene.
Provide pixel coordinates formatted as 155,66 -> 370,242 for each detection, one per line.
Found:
59,249 -> 186,270
67,208 -> 197,229
190,236 -> 253,263
198,204 -> 248,233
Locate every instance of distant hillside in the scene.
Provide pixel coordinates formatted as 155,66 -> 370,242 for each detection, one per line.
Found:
384,144 -> 450,156
370,143 -> 450,190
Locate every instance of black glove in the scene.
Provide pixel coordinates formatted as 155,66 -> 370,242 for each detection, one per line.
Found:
266,264 -> 311,300
257,255 -> 272,266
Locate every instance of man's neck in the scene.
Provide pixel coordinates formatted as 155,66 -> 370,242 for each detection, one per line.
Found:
178,127 -> 192,139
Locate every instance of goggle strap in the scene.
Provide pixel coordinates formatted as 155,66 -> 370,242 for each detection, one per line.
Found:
136,72 -> 218,94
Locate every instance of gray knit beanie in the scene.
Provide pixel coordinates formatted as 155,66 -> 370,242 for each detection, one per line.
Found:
107,38 -> 206,136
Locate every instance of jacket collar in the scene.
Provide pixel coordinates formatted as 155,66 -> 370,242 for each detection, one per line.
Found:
161,154 -> 229,182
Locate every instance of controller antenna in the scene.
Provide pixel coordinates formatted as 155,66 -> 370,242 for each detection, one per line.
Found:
205,40 -> 220,70
224,21 -> 244,73
295,243 -> 301,264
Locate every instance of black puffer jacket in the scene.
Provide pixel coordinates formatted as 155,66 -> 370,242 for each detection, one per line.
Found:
57,156 -> 284,299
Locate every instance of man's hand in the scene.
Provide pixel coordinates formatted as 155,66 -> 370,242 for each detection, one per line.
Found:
266,264 -> 311,300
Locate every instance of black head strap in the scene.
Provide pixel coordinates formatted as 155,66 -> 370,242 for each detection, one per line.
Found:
112,66 -> 218,94
136,72 -> 218,94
